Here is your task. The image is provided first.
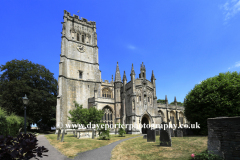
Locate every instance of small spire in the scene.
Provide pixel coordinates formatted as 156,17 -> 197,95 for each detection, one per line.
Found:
165,95 -> 168,104
112,75 -> 113,82
151,70 -> 155,82
152,70 -> 155,77
174,96 -> 177,105
115,62 -> 121,82
140,62 -> 146,70
131,63 -> 135,75
123,71 -> 127,81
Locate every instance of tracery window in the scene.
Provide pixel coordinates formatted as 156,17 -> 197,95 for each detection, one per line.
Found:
102,88 -> 112,98
101,106 -> 113,126
158,110 -> 164,123
170,112 -> 175,124
179,112 -> 184,124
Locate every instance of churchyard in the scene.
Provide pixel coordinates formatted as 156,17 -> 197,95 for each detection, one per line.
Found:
44,133 -> 207,159
44,134 -> 138,158
112,136 -> 207,160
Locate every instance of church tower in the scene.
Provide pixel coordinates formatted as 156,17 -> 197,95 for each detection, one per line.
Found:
56,10 -> 101,128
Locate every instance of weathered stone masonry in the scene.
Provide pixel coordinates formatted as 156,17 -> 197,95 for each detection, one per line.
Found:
208,116 -> 240,160
56,10 -> 187,134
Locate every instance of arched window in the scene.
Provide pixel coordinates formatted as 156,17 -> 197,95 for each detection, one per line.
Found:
102,88 -> 112,98
158,110 -> 164,123
82,35 -> 85,43
170,111 -> 176,124
77,33 -> 80,41
179,112 -> 184,124
79,71 -> 83,79
101,106 -> 113,126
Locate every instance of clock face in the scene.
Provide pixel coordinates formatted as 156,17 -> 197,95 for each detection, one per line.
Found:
77,45 -> 85,53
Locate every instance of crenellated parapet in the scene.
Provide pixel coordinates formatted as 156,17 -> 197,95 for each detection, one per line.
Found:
63,10 -> 96,27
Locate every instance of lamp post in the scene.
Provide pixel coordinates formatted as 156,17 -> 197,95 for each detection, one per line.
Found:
22,94 -> 29,134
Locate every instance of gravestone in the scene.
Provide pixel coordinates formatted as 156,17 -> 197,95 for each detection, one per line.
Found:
57,128 -> 61,140
147,129 -> 156,142
175,129 -> 183,137
73,129 -> 76,137
92,129 -> 95,139
182,128 -> 194,136
160,122 -> 171,147
143,134 -> 147,139
170,128 -> 175,137
61,129 -> 65,142
155,129 -> 160,136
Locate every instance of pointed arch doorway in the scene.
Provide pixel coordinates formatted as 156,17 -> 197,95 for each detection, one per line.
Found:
141,115 -> 150,134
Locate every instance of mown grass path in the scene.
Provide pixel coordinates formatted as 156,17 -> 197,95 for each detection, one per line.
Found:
44,134 -> 139,159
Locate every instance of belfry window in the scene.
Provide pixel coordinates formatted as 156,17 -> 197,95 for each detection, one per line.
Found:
101,106 -> 113,126
148,97 -> 149,102
77,33 -> 79,41
82,35 -> 84,43
139,96 -> 141,101
79,71 -> 83,79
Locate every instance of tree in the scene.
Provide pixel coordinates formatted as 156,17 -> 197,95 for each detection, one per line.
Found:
169,101 -> 184,106
157,99 -> 165,104
184,71 -> 240,135
0,59 -> 57,130
68,101 -> 104,128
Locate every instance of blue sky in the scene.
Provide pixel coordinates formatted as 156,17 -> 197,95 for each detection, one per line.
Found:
0,0 -> 240,103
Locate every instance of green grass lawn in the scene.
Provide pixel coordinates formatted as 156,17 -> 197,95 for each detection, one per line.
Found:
44,134 -> 139,158
111,136 -> 208,160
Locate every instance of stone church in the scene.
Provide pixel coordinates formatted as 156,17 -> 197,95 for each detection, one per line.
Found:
56,10 -> 187,134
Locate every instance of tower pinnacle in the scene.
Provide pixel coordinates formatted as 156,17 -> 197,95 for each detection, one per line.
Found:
123,70 -> 127,81
115,62 -> 121,82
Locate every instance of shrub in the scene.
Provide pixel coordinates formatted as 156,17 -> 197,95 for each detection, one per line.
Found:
0,133 -> 48,160
0,107 -> 25,137
68,101 -> 104,128
6,113 -> 24,137
193,150 -> 223,160
0,108 -> 8,137
118,124 -> 126,137
98,124 -> 110,140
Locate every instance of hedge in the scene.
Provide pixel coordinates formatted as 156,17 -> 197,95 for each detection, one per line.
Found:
0,107 -> 25,137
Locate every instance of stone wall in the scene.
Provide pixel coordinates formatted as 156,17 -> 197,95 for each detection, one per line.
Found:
208,116 -> 240,160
